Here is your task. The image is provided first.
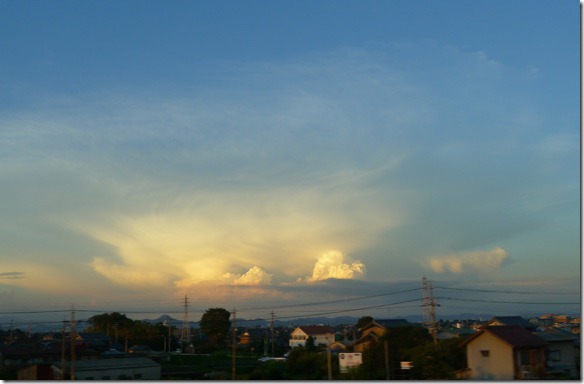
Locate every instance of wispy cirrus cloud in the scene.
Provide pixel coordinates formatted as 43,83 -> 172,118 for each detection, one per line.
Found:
423,247 -> 510,274
0,271 -> 25,279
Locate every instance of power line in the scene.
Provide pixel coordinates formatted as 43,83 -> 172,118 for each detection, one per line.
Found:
274,298 -> 424,320
437,296 -> 580,305
241,287 -> 422,311
433,285 -> 579,295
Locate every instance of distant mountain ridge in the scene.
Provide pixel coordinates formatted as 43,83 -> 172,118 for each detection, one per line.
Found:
10,312 -> 514,333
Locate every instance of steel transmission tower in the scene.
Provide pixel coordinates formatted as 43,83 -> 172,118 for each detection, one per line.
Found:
422,276 -> 438,347
179,294 -> 191,343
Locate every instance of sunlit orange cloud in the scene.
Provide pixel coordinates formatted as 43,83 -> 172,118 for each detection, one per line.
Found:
67,167 -> 402,297
298,250 -> 365,283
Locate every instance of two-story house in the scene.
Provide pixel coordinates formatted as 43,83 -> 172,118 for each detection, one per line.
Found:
459,325 -> 547,380
353,319 -> 409,352
289,325 -> 335,348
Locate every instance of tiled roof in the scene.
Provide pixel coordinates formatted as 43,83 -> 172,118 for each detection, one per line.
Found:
461,326 -> 546,348
487,316 -> 535,330
536,328 -> 578,342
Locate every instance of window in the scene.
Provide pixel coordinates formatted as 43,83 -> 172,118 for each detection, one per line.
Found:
520,350 -> 542,365
549,350 -> 561,362
480,350 -> 490,357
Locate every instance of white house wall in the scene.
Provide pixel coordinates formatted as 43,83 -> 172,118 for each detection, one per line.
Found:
467,332 -> 515,380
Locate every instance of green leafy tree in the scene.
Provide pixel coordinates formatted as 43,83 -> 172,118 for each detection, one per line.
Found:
402,337 -> 467,379
350,325 -> 433,380
86,312 -> 168,351
285,346 -> 332,379
199,307 -> 231,347
249,360 -> 286,380
87,312 -> 134,334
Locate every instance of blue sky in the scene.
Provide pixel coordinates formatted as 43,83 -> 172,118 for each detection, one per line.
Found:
0,0 -> 579,323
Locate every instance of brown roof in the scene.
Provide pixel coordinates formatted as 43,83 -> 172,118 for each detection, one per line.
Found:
298,325 -> 335,336
461,326 -> 546,349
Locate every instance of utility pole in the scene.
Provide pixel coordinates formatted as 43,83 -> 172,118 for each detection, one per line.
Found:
61,319 -> 66,378
232,308 -> 237,380
270,310 -> 275,357
168,322 -> 172,353
384,339 -> 390,380
70,305 -> 76,381
326,335 -> 332,380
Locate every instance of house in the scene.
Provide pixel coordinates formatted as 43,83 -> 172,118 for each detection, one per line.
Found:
75,333 -> 112,350
437,327 -> 476,340
289,325 -> 335,348
128,344 -> 151,355
537,327 -> 579,379
459,325 -> 547,380
329,340 -> 351,353
51,357 -> 161,380
483,316 -> 536,331
353,319 -> 409,352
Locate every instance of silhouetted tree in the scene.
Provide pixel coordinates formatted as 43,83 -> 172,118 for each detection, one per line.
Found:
355,315 -> 374,330
199,307 -> 231,347
305,335 -> 316,351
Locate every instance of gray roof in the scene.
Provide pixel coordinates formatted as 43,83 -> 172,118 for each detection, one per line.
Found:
461,326 -> 546,349
55,357 -> 159,371
536,328 -> 578,343
488,316 -> 535,330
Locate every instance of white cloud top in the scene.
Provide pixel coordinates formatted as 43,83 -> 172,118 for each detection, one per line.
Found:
304,250 -> 365,282
223,266 -> 273,286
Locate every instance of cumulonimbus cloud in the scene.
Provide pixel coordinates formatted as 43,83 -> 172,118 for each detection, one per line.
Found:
424,246 -> 509,274
223,266 -> 273,286
300,250 -> 365,282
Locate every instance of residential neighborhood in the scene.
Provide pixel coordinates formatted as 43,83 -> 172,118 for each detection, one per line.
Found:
0,311 -> 579,380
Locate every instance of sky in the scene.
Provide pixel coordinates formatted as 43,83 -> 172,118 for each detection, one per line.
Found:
0,0 -> 580,327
